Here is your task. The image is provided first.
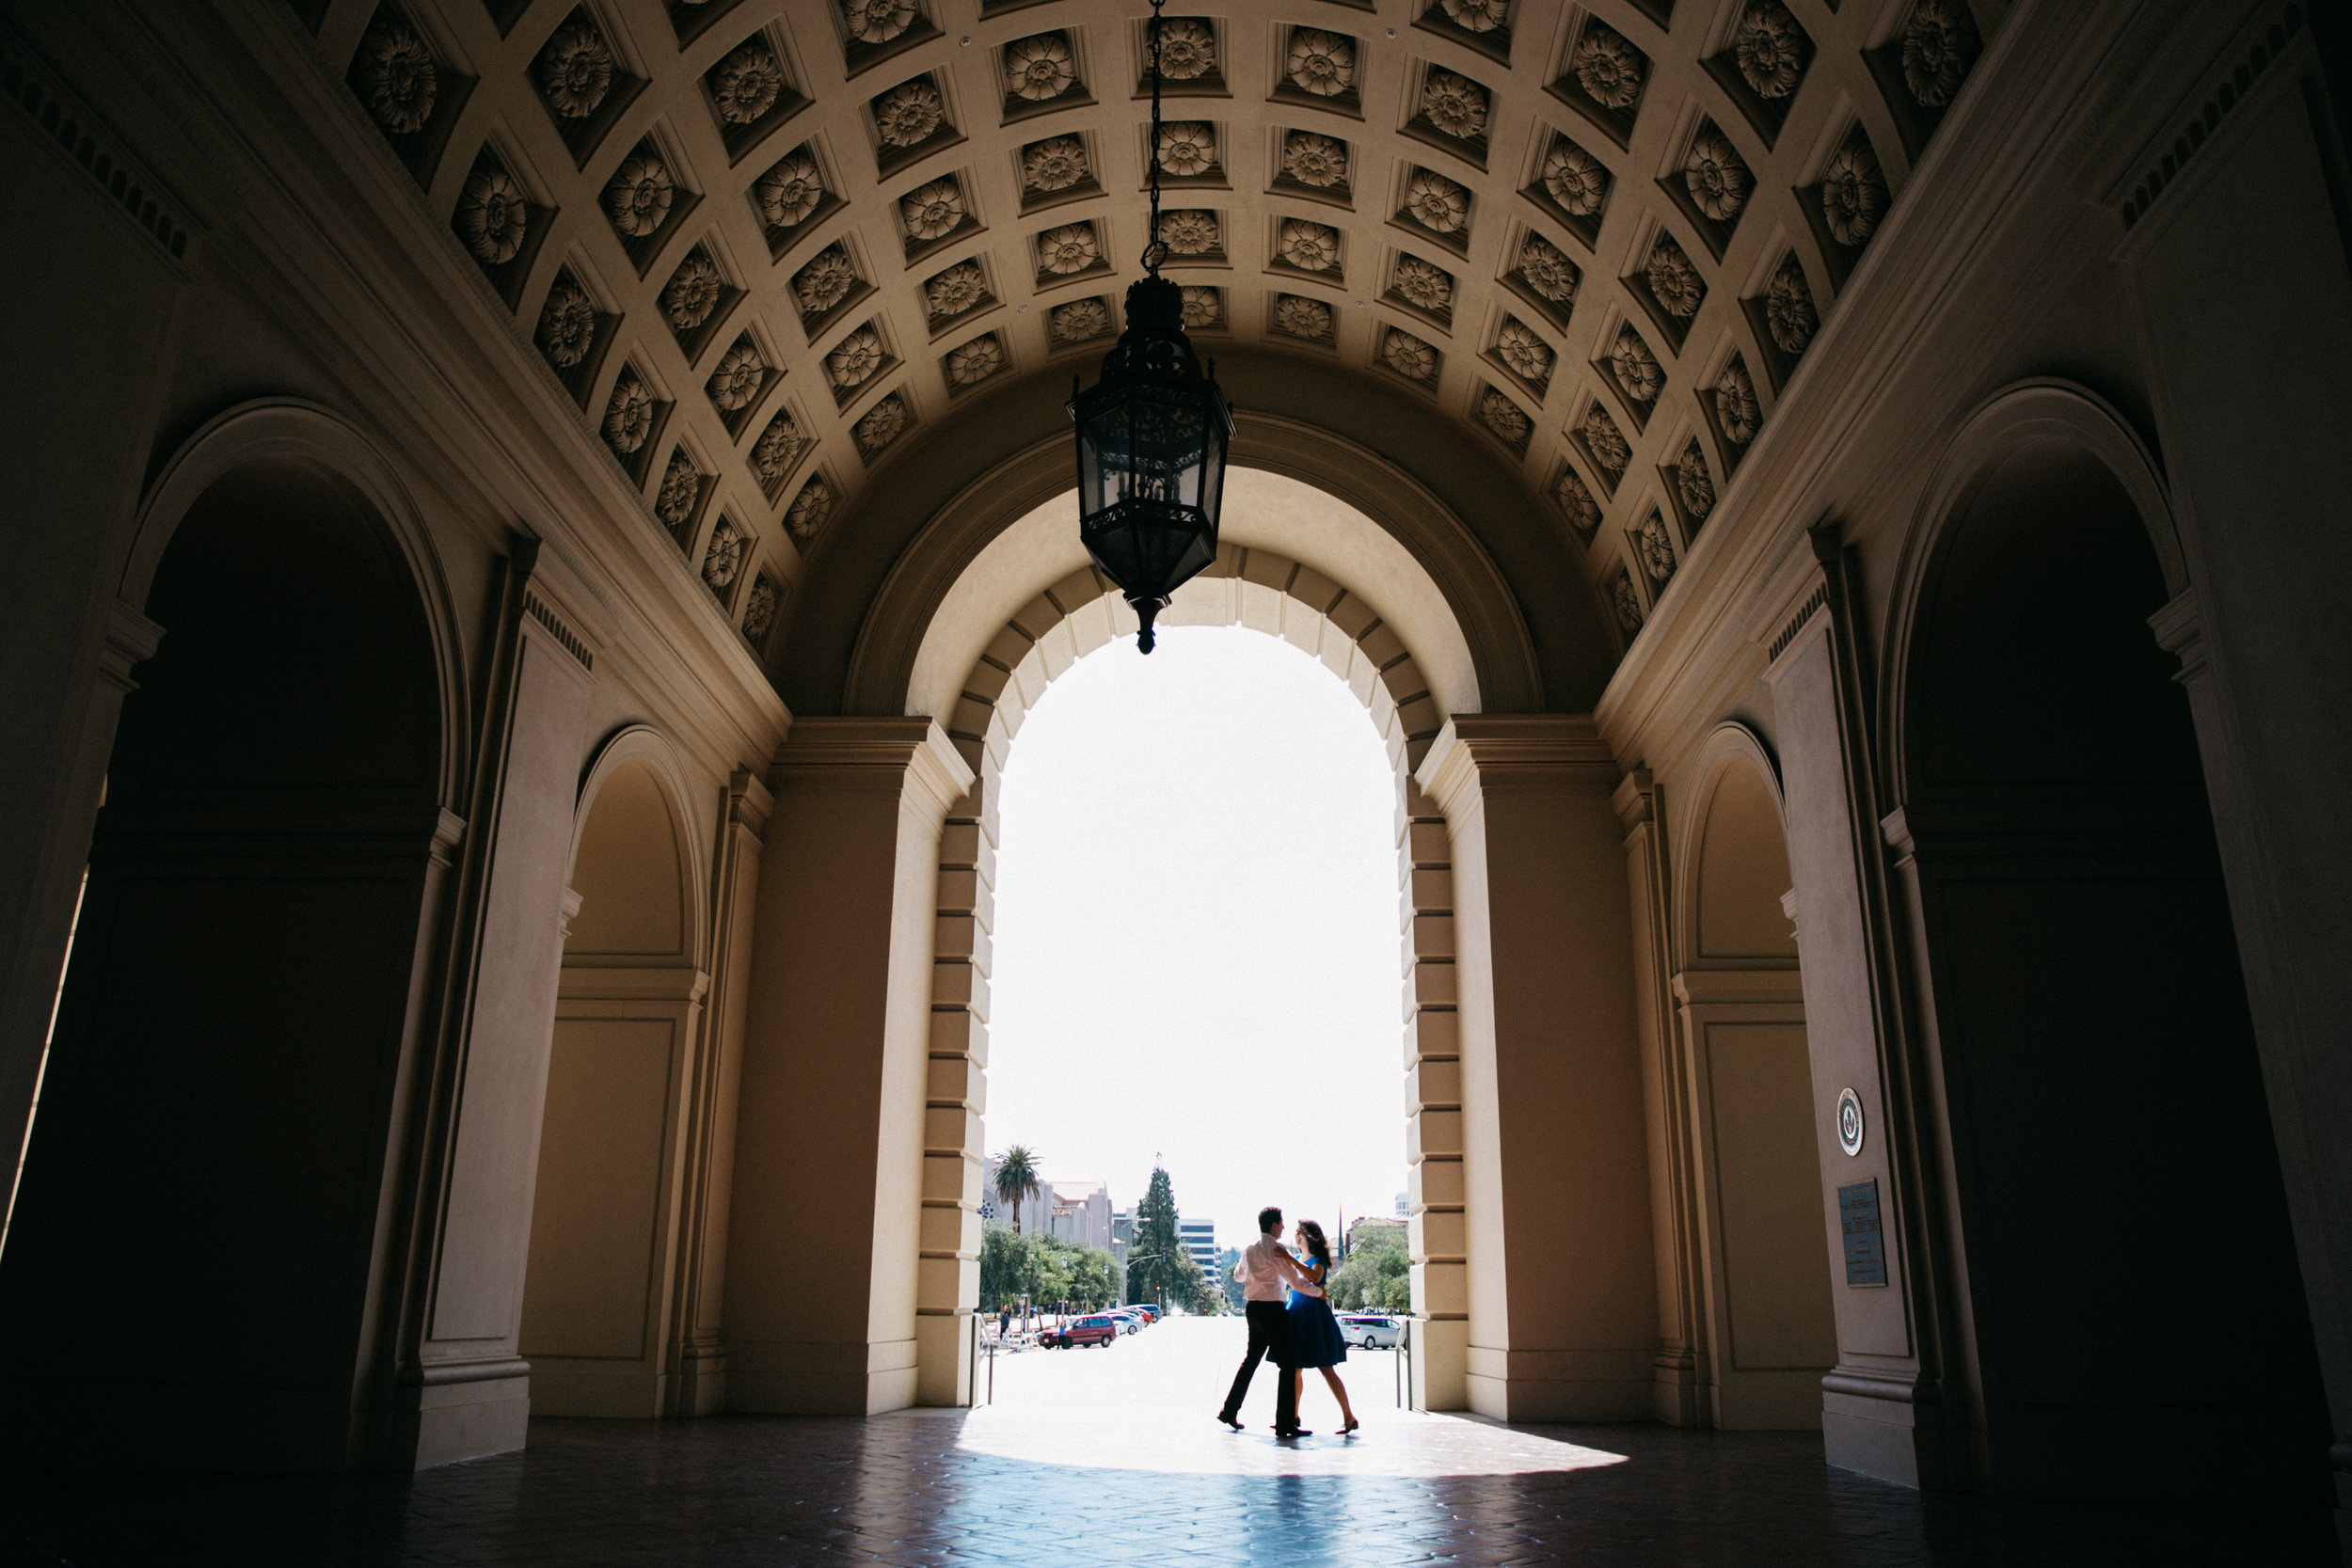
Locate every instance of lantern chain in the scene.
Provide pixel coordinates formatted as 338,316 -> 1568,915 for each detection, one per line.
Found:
1141,0 -> 1168,277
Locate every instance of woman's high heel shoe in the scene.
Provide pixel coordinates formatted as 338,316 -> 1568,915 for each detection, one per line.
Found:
1340,1418 -> 1360,1435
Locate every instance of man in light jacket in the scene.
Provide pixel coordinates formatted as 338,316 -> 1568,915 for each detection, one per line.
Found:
1216,1205 -> 1322,1437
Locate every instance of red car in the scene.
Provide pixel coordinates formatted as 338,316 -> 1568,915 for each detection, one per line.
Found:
1041,1314 -> 1119,1348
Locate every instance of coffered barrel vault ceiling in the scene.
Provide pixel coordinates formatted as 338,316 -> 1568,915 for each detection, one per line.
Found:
316,0 -> 1996,673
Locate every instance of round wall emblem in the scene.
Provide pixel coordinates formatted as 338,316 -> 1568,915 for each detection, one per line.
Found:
1836,1087 -> 1866,1157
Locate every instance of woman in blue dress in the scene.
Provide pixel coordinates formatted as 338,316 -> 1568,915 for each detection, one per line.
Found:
1286,1220 -> 1359,1434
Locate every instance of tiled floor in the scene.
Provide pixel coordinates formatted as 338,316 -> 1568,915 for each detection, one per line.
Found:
2,1322 -> 2337,1566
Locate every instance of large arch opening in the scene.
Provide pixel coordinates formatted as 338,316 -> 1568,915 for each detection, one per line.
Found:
982,624 -> 1405,1305
1672,733 -> 1836,1431
1896,437 -> 2328,1497
520,738 -> 709,1418
905,473 -> 1476,1412
0,458 -> 449,1470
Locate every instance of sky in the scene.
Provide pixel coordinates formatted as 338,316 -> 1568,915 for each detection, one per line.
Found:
985,624 -> 1406,1254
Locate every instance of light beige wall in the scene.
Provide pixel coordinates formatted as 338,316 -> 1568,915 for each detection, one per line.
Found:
1422,717 -> 1657,1423
726,720 -> 971,1416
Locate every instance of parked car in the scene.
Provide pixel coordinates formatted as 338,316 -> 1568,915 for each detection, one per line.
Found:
1132,1304 -> 1162,1324
1109,1310 -> 1143,1335
1040,1314 -> 1120,1349
1337,1313 -> 1402,1349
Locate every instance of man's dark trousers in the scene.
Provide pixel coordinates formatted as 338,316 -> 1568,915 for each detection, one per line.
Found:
1220,1300 -> 1299,1433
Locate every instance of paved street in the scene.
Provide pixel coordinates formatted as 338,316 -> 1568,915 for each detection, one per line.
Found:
1,1318 -> 2337,1565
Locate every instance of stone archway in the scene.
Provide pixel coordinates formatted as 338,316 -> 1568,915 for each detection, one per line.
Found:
1884,421 -> 2328,1499
910,531 -> 1469,1411
0,447 -> 453,1471
726,473 -> 1653,1428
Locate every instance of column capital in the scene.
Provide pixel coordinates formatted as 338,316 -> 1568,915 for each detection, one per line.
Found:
1413,715 -> 1620,816
770,718 -> 976,822
2147,587 -> 2205,685
1612,768 -> 1659,830
726,767 -> 776,836
99,598 -> 166,692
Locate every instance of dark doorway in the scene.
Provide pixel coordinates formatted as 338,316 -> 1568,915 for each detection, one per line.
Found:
0,461 -> 446,1471
1898,440 -> 2328,1498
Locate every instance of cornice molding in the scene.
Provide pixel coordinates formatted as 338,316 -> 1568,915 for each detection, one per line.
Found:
771,717 -> 975,822
1415,715 -> 1620,818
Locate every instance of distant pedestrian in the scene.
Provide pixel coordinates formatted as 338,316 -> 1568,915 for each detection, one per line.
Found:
1216,1206 -> 1321,1437
1286,1220 -> 1359,1434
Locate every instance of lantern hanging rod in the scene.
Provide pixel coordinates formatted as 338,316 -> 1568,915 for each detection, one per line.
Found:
1141,0 -> 1168,278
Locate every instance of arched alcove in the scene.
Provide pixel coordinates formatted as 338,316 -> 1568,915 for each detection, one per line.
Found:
1890,429 -> 2328,1498
0,453 -> 452,1470
521,733 -> 710,1418
1669,729 -> 1833,1430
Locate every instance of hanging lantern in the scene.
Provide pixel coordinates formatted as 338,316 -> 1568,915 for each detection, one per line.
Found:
1067,0 -> 1232,654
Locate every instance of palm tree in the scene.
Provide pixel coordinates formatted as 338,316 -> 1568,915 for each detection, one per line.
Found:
993,1145 -> 1041,1236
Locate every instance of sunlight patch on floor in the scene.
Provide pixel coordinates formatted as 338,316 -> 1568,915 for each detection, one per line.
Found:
946,1317 -> 1629,1479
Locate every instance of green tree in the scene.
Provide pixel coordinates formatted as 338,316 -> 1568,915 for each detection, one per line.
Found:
992,1145 -> 1041,1234
1125,1164 -> 1219,1312
1327,1229 -> 1410,1312
979,1225 -> 1041,1310
1216,1247 -> 1245,1312
980,1227 -> 1119,1312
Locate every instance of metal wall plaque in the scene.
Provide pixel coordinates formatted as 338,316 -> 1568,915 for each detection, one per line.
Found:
1838,1178 -> 1886,1287
1836,1086 -> 1865,1156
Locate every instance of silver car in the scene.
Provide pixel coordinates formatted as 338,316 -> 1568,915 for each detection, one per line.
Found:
1337,1313 -> 1402,1349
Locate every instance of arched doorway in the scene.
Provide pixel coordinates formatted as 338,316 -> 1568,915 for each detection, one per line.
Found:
518,737 -> 709,1418
723,467 -> 1658,1426
0,457 -> 449,1470
1673,734 -> 1836,1429
1893,436 -> 2329,1497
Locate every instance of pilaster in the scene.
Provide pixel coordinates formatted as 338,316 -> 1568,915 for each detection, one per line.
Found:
1415,716 -> 1656,1423
1615,770 -> 1711,1426
726,719 -> 973,1416
666,768 -> 771,1417
384,540 -> 598,1469
1758,526 -> 1957,1488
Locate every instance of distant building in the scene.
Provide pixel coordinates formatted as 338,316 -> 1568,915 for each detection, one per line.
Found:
1046,1180 -> 1112,1251
1394,1192 -> 1408,1216
1177,1217 -> 1216,1273
978,1159 -> 1113,1248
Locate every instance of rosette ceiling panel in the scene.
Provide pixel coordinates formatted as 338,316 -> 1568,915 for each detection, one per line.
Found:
344,0 -> 1992,641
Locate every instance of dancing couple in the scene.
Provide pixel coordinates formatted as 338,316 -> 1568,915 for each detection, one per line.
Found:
1216,1205 -> 1359,1438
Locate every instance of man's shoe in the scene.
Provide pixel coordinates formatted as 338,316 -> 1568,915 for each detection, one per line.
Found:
1215,1411 -> 1241,1431
1276,1427 -> 1312,1437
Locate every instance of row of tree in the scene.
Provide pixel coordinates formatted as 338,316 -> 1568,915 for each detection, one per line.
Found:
978,1226 -> 1120,1311
988,1147 -> 1225,1316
